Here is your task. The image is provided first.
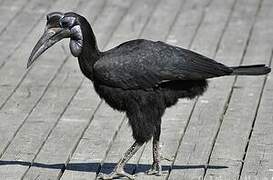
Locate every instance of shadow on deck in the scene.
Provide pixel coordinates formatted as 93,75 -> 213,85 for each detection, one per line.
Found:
0,160 -> 227,173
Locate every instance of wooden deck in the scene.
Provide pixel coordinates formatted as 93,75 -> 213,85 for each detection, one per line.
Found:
0,0 -> 272,179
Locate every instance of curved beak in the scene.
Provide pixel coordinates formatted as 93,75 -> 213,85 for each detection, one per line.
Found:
27,27 -> 70,68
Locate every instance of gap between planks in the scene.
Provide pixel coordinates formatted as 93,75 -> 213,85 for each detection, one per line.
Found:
0,0 -> 68,158
203,0 -> 266,178
238,49 -> 273,180
19,0 -> 117,178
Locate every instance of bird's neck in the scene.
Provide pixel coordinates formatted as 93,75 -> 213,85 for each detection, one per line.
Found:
77,20 -> 101,81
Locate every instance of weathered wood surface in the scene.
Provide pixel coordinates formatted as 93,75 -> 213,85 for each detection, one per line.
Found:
0,0 -> 272,180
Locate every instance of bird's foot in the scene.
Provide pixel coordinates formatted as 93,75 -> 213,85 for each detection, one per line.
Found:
98,169 -> 135,180
146,162 -> 162,176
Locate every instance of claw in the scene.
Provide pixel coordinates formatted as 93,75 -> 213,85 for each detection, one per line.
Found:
146,162 -> 162,176
98,169 -> 135,180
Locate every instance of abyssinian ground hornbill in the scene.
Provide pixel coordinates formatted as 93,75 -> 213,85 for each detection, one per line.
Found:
27,12 -> 271,179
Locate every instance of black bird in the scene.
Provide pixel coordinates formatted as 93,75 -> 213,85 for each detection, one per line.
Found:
27,12 -> 271,179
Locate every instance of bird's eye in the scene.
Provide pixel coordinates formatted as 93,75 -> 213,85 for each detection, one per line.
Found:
60,20 -> 69,28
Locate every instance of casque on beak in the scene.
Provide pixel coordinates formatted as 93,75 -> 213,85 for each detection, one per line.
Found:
27,21 -> 70,68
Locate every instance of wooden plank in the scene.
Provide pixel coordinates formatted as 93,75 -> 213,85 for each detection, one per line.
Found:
0,0 -> 62,157
99,118 -> 142,176
135,101 -> 196,179
0,1 -> 271,180
0,59 -> 83,179
0,0 -> 133,179
95,0 -> 193,178
22,0 -> 134,179
166,0 -> 212,48
190,0 -> 235,57
0,0 -> 86,178
240,56 -> 273,180
84,0 -> 160,176
59,104 -> 126,180
105,0 -> 158,49
0,0 -> 87,106
92,0 -> 135,50
18,0 -> 137,179
0,0 -> 56,105
134,0 -> 212,179
0,0 -> 92,155
0,0 -> 30,35
60,0 -> 159,179
167,0 -> 241,179
21,83 -> 102,180
0,0 -> 53,66
238,0 -> 273,179
141,0 -> 185,41
203,0 -> 272,179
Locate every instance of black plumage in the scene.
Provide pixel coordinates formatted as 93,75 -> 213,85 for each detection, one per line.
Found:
28,12 -> 271,179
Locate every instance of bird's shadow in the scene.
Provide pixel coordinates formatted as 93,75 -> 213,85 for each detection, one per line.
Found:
0,160 -> 228,174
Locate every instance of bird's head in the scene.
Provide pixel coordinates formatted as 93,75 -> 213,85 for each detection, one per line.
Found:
27,12 -> 84,68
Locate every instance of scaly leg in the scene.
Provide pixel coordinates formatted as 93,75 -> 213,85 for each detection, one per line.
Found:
146,124 -> 162,176
146,139 -> 162,175
98,141 -> 143,180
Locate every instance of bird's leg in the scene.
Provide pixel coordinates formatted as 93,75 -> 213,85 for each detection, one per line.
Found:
146,139 -> 162,176
146,125 -> 162,176
98,141 -> 143,180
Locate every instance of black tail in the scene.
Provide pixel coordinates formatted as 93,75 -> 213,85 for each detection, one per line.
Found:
230,64 -> 271,75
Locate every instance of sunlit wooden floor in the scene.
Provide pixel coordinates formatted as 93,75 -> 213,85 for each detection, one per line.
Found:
0,0 -> 272,179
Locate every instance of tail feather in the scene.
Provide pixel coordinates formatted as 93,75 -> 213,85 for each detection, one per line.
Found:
230,64 -> 271,75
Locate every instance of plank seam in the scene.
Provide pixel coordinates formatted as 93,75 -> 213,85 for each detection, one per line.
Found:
165,0 -> 220,178
163,0 -> 187,41
202,0 -> 240,178
0,0 -> 90,160
20,78 -> 86,180
84,0 -> 165,177
0,0 -> 63,111
188,0 -> 214,49
214,0 -> 238,59
201,0 -> 265,178
57,0 -> 137,178
166,99 -> 199,180
20,0 -> 109,178
94,116 -> 127,178
0,0 -> 55,70
56,99 -> 104,180
238,49 -> 273,180
137,0 -> 163,39
0,17 -> 72,158
0,0 -> 32,37
94,0 -> 188,176
0,54 -> 70,159
132,0 -> 209,176
6,0 -> 84,62
93,0 -> 164,176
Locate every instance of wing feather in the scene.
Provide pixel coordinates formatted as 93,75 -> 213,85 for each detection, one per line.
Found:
94,40 -> 232,89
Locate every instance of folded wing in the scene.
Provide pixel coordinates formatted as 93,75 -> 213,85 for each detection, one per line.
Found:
94,40 -> 232,90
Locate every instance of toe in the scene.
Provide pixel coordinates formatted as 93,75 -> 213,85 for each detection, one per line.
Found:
97,173 -> 113,180
146,169 -> 157,175
146,162 -> 163,176
98,171 -> 135,180
117,171 -> 136,180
